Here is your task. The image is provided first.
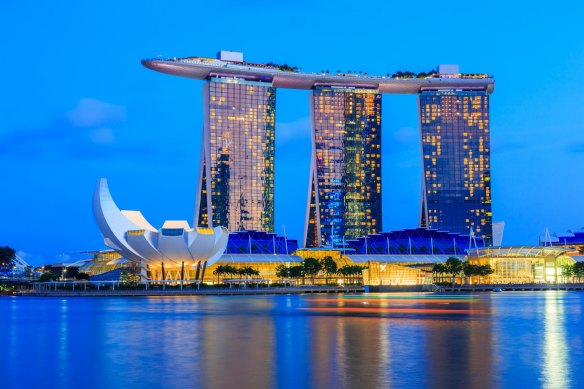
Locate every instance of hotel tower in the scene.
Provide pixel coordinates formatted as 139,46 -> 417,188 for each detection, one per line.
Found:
419,65 -> 492,243
196,74 -> 276,231
304,86 -> 382,248
142,54 -> 494,243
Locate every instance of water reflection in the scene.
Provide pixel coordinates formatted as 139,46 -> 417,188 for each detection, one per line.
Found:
542,292 -> 570,389
1,293 -> 584,389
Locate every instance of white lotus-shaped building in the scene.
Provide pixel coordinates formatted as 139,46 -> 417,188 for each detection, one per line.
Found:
93,178 -> 228,280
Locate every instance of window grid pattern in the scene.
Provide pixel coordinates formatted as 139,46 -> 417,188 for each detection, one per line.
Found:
198,77 -> 276,232
419,90 -> 492,244
307,86 -> 382,248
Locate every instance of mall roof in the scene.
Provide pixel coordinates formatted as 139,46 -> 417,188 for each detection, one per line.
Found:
346,255 -> 464,264
467,246 -> 575,259
218,254 -> 303,263
142,57 -> 494,94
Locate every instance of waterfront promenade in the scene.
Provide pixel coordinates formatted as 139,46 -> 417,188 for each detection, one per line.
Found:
439,283 -> 584,292
18,282 -> 364,297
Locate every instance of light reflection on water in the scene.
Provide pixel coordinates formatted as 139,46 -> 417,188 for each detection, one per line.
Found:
1,292 -> 583,389
542,292 -> 570,389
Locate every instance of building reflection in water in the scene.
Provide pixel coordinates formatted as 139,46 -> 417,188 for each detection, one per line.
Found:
424,319 -> 493,389
541,292 -> 571,389
6,293 -> 584,389
199,298 -> 275,389
294,294 -> 494,389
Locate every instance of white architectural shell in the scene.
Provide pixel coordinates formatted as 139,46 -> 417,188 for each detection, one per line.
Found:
93,178 -> 228,267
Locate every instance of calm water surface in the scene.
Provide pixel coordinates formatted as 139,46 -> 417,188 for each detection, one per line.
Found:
1,291 -> 583,389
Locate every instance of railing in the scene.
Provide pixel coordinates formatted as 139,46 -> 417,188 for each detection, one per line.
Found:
145,58 -> 493,82
439,283 -> 584,291
21,281 -> 364,296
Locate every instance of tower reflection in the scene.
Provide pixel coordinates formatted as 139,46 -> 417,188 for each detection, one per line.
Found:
541,292 -> 571,389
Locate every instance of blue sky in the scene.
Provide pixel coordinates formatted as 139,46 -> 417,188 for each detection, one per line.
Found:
1,0 -> 583,265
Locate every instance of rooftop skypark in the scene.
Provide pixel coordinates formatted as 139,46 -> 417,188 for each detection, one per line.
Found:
142,51 -> 494,94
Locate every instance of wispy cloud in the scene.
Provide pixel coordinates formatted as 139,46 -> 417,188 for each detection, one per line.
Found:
567,142 -> 584,154
0,98 -> 184,162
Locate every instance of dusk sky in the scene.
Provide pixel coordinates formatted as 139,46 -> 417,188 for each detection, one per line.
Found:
1,0 -> 583,265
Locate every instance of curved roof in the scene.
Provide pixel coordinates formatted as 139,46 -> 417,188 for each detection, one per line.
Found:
218,254 -> 303,263
142,58 -> 494,94
347,255 -> 464,264
467,246 -> 575,259
93,178 -> 228,266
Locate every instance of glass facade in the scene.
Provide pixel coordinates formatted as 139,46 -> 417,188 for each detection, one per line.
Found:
305,86 -> 382,248
345,227 -> 484,255
225,230 -> 299,255
419,90 -> 492,244
467,246 -> 576,283
197,77 -> 276,232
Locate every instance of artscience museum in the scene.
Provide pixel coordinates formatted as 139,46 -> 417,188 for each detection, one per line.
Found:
93,178 -> 229,281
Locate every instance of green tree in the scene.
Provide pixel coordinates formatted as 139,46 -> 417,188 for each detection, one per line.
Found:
477,264 -> 494,283
432,263 -> 447,283
462,262 -> 492,285
463,263 -> 479,279
443,257 -> 463,286
0,246 -> 17,276
337,265 -> 366,285
120,270 -> 139,284
39,272 -> 59,282
303,257 -> 322,284
238,266 -> 260,280
75,272 -> 91,281
65,266 -> 80,279
289,265 -> 304,279
213,265 -> 227,284
573,262 -> 584,282
320,256 -> 337,283
275,264 -> 290,280
225,265 -> 239,278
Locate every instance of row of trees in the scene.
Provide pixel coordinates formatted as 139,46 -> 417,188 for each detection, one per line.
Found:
432,257 -> 494,286
274,257 -> 366,285
39,266 -> 91,282
391,69 -> 438,79
561,262 -> 584,282
0,246 -> 17,277
212,265 -> 260,284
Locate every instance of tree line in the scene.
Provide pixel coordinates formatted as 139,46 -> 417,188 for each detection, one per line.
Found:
212,265 -> 260,283
432,257 -> 494,286
560,262 -> 584,282
274,256 -> 366,285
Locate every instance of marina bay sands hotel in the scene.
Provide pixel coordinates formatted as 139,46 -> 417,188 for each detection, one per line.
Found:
142,51 -> 494,247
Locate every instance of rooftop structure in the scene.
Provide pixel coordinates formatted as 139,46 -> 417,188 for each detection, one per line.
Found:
195,77 -> 276,232
142,56 -> 494,94
540,228 -> 584,251
93,178 -> 229,281
345,227 -> 483,255
419,89 -> 493,243
305,86 -> 382,248
225,230 -> 298,255
142,52 -> 495,245
467,246 -> 576,283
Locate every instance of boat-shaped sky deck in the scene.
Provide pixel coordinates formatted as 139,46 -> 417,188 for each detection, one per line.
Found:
142,55 -> 494,94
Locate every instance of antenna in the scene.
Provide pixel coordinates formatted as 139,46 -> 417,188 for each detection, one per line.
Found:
544,228 -> 553,247
282,224 -> 289,255
468,228 -> 478,250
